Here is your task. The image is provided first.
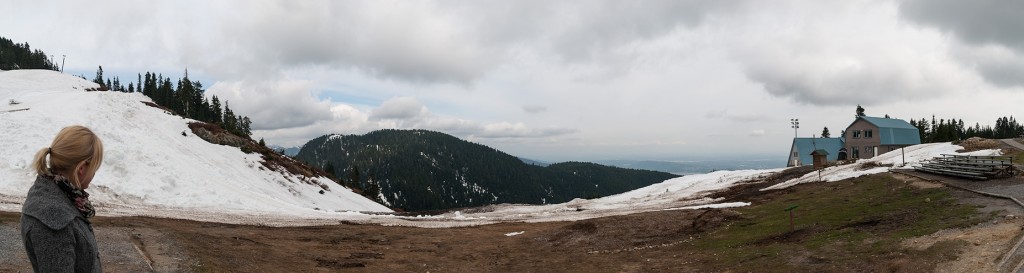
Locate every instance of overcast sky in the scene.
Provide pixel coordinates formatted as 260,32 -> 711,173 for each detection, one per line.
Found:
4,0 -> 1024,163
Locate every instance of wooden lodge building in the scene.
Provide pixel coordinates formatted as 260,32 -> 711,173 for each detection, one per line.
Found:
843,116 -> 921,160
787,116 -> 921,167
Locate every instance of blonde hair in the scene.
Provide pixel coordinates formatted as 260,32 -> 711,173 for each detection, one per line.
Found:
32,125 -> 104,188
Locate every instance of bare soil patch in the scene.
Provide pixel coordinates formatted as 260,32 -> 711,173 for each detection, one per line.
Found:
1,172 -> 1021,272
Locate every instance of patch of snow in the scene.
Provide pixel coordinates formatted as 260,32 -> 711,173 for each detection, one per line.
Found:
662,202 -> 751,211
763,142 -> 1001,190
0,70 -> 391,218
504,231 -> 525,237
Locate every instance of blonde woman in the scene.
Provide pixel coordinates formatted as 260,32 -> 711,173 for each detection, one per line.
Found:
21,125 -> 104,273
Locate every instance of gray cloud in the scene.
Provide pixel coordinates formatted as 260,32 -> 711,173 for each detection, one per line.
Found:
900,0 -> 1024,87
207,1 -> 741,84
900,0 -> 1024,50
369,97 -> 428,120
522,105 -> 548,114
730,1 -> 973,106
206,80 -> 334,130
475,122 -> 579,139
705,109 -> 770,123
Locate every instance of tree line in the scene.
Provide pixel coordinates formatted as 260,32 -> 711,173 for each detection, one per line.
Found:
0,36 -> 59,71
909,115 -> 1024,143
824,105 -> 1023,143
0,35 -> 254,139
92,66 -> 253,138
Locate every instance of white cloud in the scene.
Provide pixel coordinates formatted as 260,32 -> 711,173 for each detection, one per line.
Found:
729,1 -> 980,106
369,97 -> 428,120
11,0 -> 1024,162
206,80 -> 333,130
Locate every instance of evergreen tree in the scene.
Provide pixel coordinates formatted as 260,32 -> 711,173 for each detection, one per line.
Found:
0,37 -> 60,70
856,104 -> 865,117
821,127 -> 831,138
349,165 -> 361,189
210,95 -> 223,125
93,66 -> 104,88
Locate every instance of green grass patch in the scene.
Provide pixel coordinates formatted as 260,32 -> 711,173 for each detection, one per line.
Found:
689,173 -> 991,272
1002,148 -> 1024,164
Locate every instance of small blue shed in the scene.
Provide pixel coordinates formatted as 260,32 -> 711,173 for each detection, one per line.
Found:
787,137 -> 845,167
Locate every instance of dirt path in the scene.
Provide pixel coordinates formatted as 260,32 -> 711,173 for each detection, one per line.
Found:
1002,139 -> 1024,152
0,215 -> 191,273
893,172 -> 1024,273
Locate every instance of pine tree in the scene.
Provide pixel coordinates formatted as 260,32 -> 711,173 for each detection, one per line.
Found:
856,105 -> 865,117
821,127 -> 831,138
239,116 -> 252,137
349,165 -> 361,189
93,66 -> 104,88
210,95 -> 223,125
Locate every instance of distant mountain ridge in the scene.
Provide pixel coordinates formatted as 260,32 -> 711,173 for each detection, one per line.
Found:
598,159 -> 785,175
295,129 -> 680,211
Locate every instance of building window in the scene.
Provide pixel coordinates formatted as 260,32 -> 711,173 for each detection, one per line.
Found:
853,130 -> 861,138
852,147 -> 860,158
866,130 -> 873,138
793,151 -> 798,157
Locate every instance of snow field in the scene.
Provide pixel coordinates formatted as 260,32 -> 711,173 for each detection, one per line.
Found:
3,70 -> 995,228
764,142 -> 1001,190
0,70 -> 390,217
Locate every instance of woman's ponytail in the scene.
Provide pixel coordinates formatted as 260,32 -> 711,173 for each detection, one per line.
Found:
32,147 -> 50,175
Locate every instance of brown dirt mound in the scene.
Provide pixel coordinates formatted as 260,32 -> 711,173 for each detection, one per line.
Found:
957,137 -> 1002,152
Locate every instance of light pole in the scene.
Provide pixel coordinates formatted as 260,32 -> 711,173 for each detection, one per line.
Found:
790,118 -> 799,138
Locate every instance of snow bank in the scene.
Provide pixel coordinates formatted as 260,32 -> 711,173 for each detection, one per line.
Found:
0,70 -> 787,227
763,142 -> 1001,190
0,70 -> 390,216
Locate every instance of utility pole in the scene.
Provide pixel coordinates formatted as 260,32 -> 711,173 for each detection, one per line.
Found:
61,55 -> 65,73
790,118 -> 800,138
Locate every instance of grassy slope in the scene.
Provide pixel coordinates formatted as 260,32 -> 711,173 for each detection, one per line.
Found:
690,173 -> 992,272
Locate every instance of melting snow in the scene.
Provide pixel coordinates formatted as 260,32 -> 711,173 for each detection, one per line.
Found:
0,70 -> 391,218
2,70 -> 991,228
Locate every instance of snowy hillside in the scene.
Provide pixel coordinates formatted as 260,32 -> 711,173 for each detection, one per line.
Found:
0,70 -> 390,216
0,70 -> 1003,227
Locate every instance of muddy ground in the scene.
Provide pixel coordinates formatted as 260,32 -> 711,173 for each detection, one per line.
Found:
1,172 -> 1023,273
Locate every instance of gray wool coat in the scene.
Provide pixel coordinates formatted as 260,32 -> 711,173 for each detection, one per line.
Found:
20,175 -> 102,273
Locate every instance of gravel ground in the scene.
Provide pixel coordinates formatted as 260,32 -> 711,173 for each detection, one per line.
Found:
0,214 -> 189,273
0,221 -> 31,273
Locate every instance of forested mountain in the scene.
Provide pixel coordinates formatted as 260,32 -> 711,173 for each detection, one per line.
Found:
295,129 -> 680,211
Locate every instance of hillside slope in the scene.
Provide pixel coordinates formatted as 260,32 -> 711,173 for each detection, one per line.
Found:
0,69 -> 390,214
295,130 -> 680,211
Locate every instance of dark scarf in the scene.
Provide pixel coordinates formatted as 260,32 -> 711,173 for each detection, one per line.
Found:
46,173 -> 96,218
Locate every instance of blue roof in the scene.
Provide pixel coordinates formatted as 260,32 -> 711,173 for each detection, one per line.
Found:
854,116 -> 922,145
789,138 -> 845,165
